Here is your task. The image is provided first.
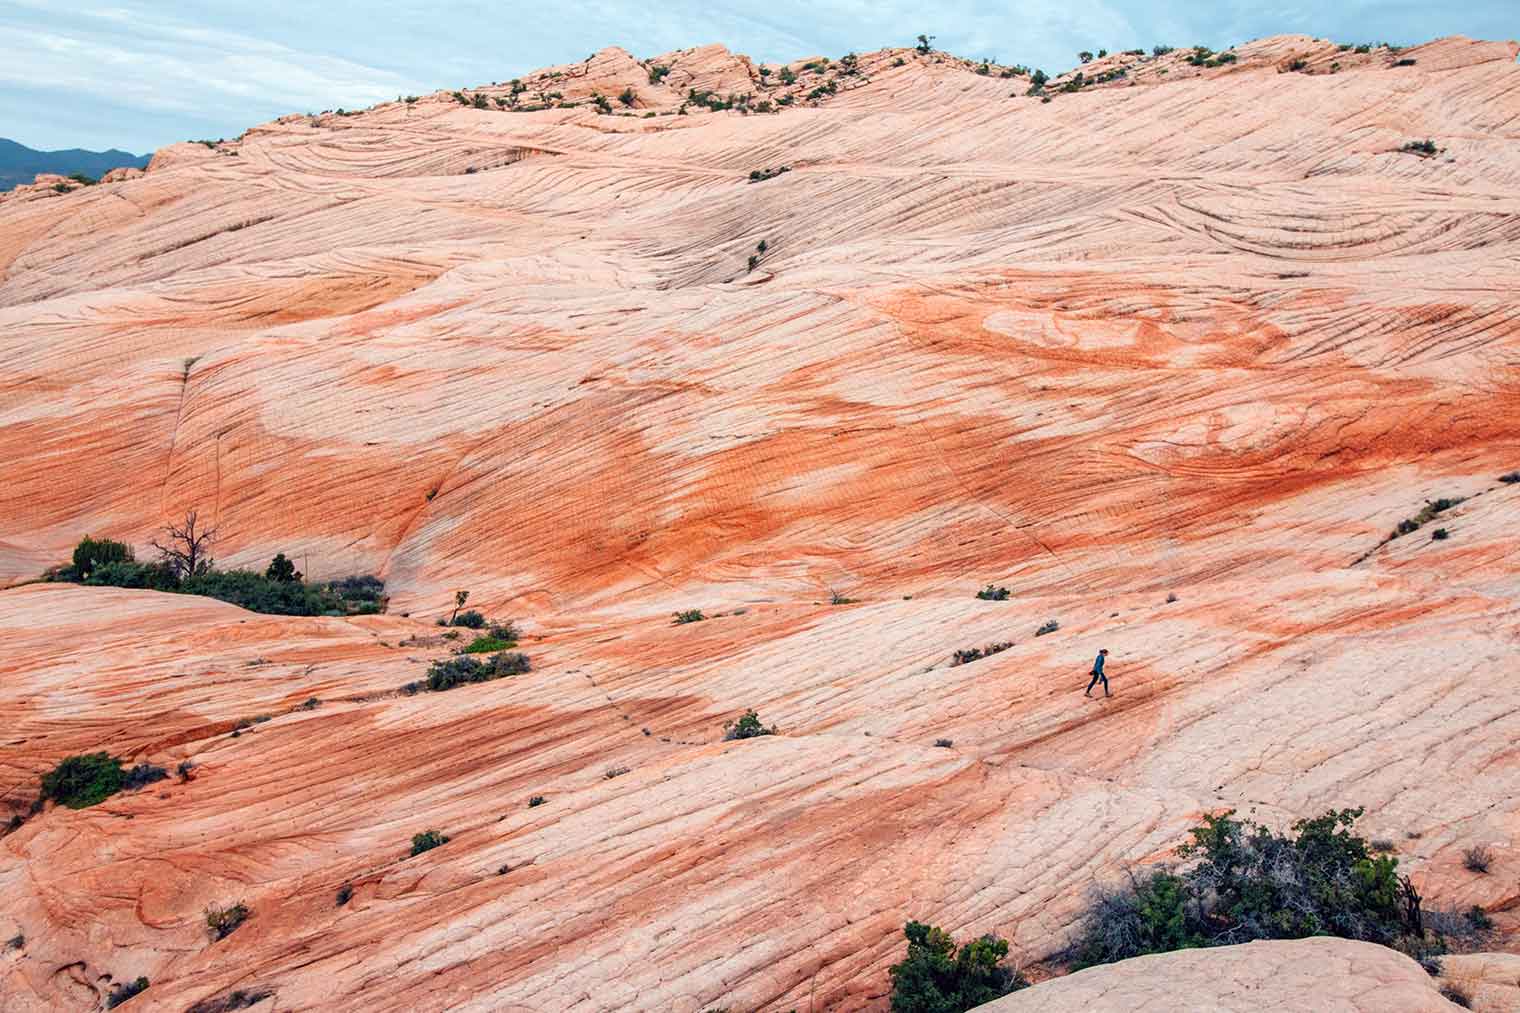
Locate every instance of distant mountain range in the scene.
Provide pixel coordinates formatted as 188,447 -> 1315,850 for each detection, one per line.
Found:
0,137 -> 153,191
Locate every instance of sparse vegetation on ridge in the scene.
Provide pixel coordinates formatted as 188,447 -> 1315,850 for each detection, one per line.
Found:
952,642 -> 1013,666
40,753 -> 123,809
46,524 -> 385,617
106,977 -> 149,1008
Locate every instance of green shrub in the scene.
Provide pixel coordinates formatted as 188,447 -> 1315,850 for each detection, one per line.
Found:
748,166 -> 790,183
421,652 -> 530,692
106,976 -> 149,1008
1392,496 -> 1465,539
779,67 -> 797,85
648,64 -> 671,85
180,570 -> 330,615
673,609 -> 706,624
336,883 -> 352,906
451,609 -> 486,629
264,553 -> 299,582
205,902 -> 250,940
410,830 -> 449,856
722,709 -> 776,740
1431,528 -> 1449,541
41,753 -> 124,809
952,642 -> 1013,666
1070,808 -> 1427,969
462,635 -> 513,654
71,536 -> 133,580
619,87 -> 636,106
122,763 -> 168,791
528,795 -> 546,807
604,766 -> 630,779
934,739 -> 953,748
976,585 -> 1010,601
1035,620 -> 1059,636
1401,139 -> 1438,155
1499,471 -> 1520,483
888,921 -> 1028,1012
85,559 -> 179,590
915,34 -> 934,55
1152,45 -> 1173,56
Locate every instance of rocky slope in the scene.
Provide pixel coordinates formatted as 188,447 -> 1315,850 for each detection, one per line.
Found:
2,33 -> 1519,1012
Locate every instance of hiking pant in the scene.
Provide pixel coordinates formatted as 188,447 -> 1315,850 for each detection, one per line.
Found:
1086,671 -> 1108,695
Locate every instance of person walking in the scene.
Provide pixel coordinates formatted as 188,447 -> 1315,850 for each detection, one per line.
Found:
1085,649 -> 1110,697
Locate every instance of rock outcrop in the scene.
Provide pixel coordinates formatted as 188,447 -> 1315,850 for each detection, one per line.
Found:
1,32 -> 1518,1012
972,938 -> 1475,1012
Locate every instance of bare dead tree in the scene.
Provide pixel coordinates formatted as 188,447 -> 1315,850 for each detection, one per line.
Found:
151,509 -> 217,580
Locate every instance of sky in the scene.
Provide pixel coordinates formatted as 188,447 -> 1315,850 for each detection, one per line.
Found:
2,0 -> 1515,153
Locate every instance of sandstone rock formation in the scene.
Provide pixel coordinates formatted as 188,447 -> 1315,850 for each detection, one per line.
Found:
1,33 -> 1518,1012
971,937 -> 1494,1012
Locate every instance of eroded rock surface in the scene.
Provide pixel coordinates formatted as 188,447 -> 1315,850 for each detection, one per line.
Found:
2,33 -> 1519,1012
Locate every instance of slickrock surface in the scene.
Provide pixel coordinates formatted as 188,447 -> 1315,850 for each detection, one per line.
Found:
3,33 -> 1520,1012
971,937 -> 1469,1012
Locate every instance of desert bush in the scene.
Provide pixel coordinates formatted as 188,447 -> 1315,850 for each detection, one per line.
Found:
336,883 -> 352,906
122,763 -> 168,791
604,766 -> 630,779
265,553 -> 300,583
934,739 -> 953,748
462,634 -> 513,654
85,559 -> 180,590
1499,471 -> 1520,483
1440,983 -> 1472,1008
747,254 -> 759,271
673,609 -> 706,624
1069,808 -> 1425,969
1402,139 -> 1438,155
41,752 -> 123,809
748,166 -> 790,183
1152,45 -> 1173,56
829,589 -> 857,605
1461,844 -> 1491,874
452,609 -> 487,628
528,795 -> 546,807
1392,496 -> 1465,539
619,87 -> 636,106
976,585 -> 1010,601
185,988 -> 275,1013
1078,51 -> 1093,63
422,652 -> 530,692
952,642 -> 1013,666
1393,58 -> 1416,67
205,901 -> 250,940
648,64 -> 671,84
915,34 -> 934,55
70,535 -> 134,580
410,830 -> 449,856
1289,59 -> 1307,71
1035,620 -> 1059,636
1431,528 -> 1449,541
178,570 -> 323,615
593,93 -> 612,113
106,976 -> 149,1008
177,760 -> 195,782
722,709 -> 776,740
887,920 -> 1028,1012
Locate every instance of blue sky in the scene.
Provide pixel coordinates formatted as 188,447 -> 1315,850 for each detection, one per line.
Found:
3,1 -> 1514,153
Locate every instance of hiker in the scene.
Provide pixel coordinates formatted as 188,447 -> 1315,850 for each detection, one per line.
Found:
1085,649 -> 1110,697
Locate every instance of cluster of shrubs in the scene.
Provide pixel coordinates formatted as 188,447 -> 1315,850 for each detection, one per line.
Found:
1391,496 -> 1464,539
404,651 -> 531,694
1499,470 -> 1520,484
975,584 -> 1010,601
50,536 -> 384,617
1066,808 -> 1484,971
38,753 -> 168,810
722,709 -> 776,740
1401,139 -> 1439,155
673,609 -> 706,624
952,641 -> 1013,666
888,920 -> 1027,1012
